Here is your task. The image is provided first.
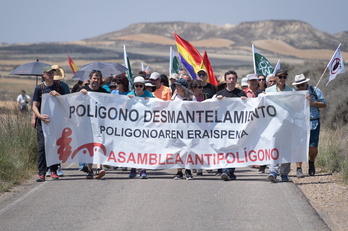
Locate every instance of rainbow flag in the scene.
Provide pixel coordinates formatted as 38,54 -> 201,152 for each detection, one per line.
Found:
174,33 -> 202,79
202,51 -> 218,86
67,55 -> 78,74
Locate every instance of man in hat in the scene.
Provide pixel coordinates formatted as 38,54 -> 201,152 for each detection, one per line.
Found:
32,66 -> 66,182
197,69 -> 216,99
266,69 -> 294,182
292,74 -> 327,177
245,74 -> 259,97
149,72 -> 172,100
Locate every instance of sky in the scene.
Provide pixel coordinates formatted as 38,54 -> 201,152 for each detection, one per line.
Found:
1,0 -> 348,44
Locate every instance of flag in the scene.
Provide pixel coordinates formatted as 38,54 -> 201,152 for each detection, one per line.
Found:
252,44 -> 274,76
123,45 -> 133,86
326,43 -> 345,86
202,51 -> 218,86
272,59 -> 281,75
174,33 -> 203,79
169,46 -> 180,75
67,55 -> 78,74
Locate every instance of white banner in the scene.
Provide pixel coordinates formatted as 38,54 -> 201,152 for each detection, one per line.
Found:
42,91 -> 310,169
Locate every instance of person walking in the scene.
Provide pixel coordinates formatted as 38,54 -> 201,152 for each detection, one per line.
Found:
265,69 -> 294,182
32,66 -> 66,182
292,74 -> 327,176
17,90 -> 30,112
216,70 -> 247,181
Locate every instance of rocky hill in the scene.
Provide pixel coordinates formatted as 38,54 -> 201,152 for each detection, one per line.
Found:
85,20 -> 344,51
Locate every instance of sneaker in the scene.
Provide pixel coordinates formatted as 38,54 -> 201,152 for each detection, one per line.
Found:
215,169 -> 222,176
268,172 -> 277,183
192,169 -> 197,173
121,167 -> 128,171
258,165 -> 266,173
81,165 -> 88,173
95,169 -> 106,179
103,165 -> 111,169
221,173 -> 230,181
50,171 -> 59,180
296,168 -> 305,178
229,172 -> 237,180
197,169 -> 203,176
185,169 -> 193,180
281,175 -> 289,182
86,170 -> 93,179
140,170 -> 148,179
174,171 -> 184,180
129,168 -> 136,178
112,166 -> 118,170
36,175 -> 45,182
57,166 -> 64,177
309,161 -> 315,176
46,169 -> 51,177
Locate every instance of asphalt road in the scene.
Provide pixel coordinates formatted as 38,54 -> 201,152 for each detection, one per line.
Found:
0,164 -> 329,231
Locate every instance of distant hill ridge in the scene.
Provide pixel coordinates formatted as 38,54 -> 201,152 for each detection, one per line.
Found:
86,20 -> 346,51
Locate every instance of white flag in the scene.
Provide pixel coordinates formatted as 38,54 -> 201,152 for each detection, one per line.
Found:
272,59 -> 281,75
169,46 -> 180,76
327,43 -> 345,86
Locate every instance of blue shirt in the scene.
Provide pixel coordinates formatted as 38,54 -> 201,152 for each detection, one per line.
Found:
307,85 -> 326,130
128,90 -> 154,98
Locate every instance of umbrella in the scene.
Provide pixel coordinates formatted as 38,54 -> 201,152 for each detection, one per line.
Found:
9,59 -> 51,85
72,62 -> 128,81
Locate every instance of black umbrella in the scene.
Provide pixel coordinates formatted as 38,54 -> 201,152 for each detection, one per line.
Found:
72,62 -> 128,81
9,59 -> 51,86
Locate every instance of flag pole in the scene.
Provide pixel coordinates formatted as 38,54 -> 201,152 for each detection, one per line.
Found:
252,44 -> 256,74
315,43 -> 342,88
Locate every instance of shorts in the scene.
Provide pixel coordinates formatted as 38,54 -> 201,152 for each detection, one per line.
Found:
309,122 -> 320,147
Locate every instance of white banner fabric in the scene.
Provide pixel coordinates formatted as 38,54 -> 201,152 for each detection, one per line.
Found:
42,91 -> 310,169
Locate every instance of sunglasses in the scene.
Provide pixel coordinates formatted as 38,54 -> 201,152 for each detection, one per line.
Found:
258,78 -> 265,81
296,83 -> 306,88
268,80 -> 276,83
278,75 -> 287,79
134,84 -> 144,88
193,86 -> 203,89
198,73 -> 207,77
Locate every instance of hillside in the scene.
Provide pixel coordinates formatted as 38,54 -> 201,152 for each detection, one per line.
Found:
0,20 -> 347,77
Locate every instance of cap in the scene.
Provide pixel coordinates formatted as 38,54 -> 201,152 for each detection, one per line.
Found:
292,74 -> 310,86
276,69 -> 288,76
246,74 -> 258,81
241,77 -> 248,87
170,73 -> 179,80
173,78 -> 188,89
149,72 -> 161,80
43,65 -> 56,73
133,76 -> 145,84
145,80 -> 155,87
197,69 -> 207,74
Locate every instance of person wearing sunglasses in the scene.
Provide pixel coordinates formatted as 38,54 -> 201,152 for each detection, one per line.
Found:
127,76 -> 154,179
189,79 -> 205,102
266,74 -> 277,88
196,69 -> 216,99
292,74 -> 327,177
265,69 -> 294,183
149,72 -> 172,101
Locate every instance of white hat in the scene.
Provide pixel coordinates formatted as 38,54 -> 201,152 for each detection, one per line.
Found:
246,74 -> 258,81
133,76 -> 145,84
266,74 -> 276,82
241,77 -> 248,87
149,72 -> 160,80
170,73 -> 179,80
292,74 -> 310,85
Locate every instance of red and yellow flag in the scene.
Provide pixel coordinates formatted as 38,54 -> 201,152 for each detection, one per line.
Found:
202,51 -> 218,86
68,55 -> 78,74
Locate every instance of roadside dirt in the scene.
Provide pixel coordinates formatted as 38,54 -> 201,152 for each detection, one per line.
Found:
289,163 -> 348,231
